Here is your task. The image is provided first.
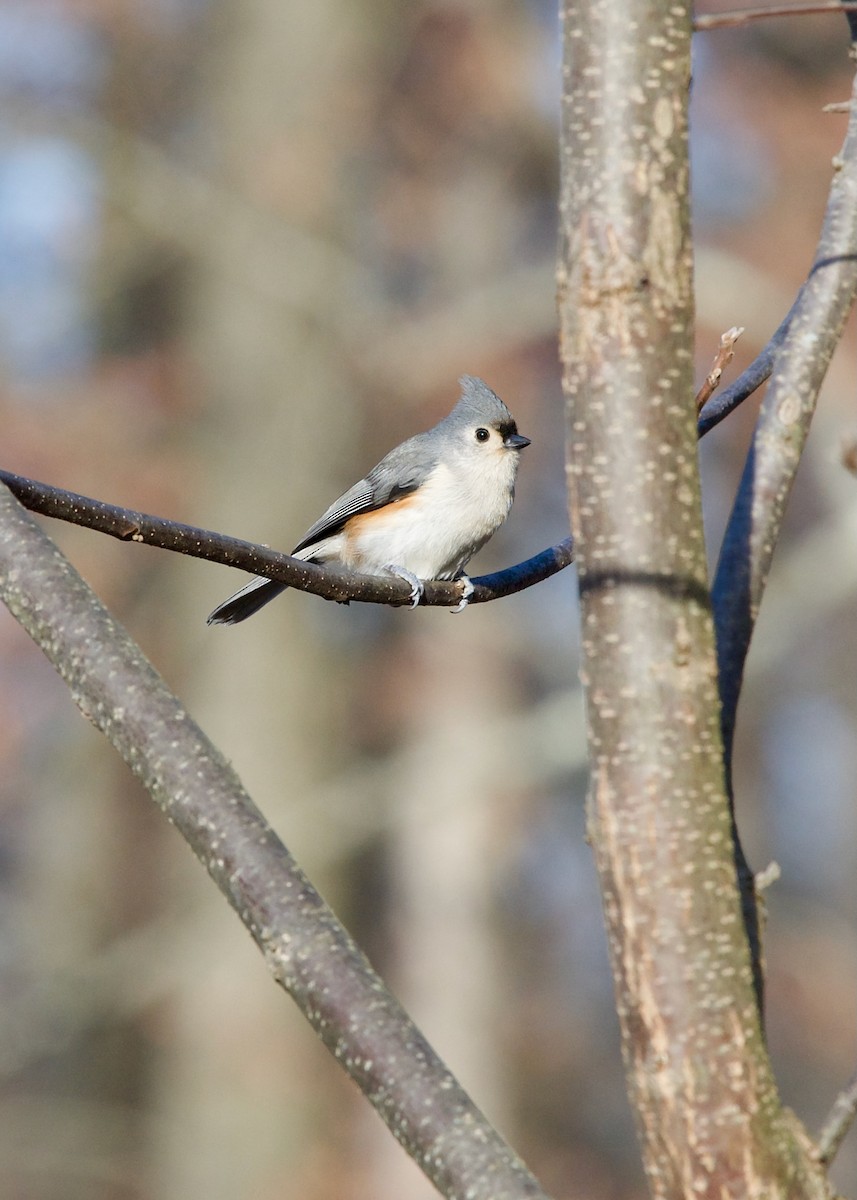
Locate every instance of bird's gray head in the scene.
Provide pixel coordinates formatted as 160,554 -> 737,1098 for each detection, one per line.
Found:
437,375 -> 531,459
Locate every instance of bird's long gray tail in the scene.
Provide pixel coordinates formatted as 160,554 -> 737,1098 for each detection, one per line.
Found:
206,577 -> 288,625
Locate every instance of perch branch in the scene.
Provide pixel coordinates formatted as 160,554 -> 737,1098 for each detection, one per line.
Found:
0,480 -> 552,1200
0,469 -> 573,610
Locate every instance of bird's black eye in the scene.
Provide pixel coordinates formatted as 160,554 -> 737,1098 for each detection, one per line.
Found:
475,427 -> 490,442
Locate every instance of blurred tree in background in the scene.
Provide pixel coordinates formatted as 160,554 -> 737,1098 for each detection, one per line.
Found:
0,2 -> 854,1198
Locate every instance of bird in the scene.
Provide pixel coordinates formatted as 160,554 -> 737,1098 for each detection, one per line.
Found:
206,375 -> 530,625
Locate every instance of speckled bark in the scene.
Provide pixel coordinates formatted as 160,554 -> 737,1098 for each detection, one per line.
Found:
558,2 -> 834,1197
0,484 -> 551,1200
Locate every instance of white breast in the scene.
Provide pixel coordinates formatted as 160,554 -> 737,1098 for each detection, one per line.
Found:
337,453 -> 519,580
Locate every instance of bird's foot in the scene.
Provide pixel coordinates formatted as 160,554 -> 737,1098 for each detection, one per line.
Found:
451,575 -> 474,614
384,564 -> 424,608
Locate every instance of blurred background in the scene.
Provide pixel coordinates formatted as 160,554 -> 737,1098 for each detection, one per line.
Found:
0,1 -> 855,1197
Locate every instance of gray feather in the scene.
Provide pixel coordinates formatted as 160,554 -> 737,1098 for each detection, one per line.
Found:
291,478 -> 375,554
449,375 -> 514,428
292,435 -> 438,554
206,577 -> 286,625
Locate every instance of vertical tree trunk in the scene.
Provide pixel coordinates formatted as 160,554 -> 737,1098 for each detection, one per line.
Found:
557,1 -> 833,1196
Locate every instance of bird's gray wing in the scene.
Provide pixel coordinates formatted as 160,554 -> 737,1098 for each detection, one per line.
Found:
292,433 -> 437,555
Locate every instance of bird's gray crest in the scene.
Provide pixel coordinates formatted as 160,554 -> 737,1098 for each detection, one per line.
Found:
451,375 -> 514,428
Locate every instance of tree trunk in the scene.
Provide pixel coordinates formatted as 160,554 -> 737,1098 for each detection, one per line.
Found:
557,2 -> 835,1196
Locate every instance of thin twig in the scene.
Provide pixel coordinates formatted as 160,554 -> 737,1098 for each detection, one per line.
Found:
0,470 -> 573,610
753,861 -> 781,891
697,295 -> 800,437
816,1067 -> 857,1165
0,483 -> 553,1200
695,325 -> 744,413
695,3 -> 857,32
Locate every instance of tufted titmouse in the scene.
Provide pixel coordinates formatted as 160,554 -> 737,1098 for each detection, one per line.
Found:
206,375 -> 530,625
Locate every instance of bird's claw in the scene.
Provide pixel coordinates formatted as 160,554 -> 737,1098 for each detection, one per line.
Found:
385,564 -> 425,608
451,575 -> 474,614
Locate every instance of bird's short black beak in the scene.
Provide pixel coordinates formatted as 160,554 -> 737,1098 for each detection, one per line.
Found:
504,432 -> 531,450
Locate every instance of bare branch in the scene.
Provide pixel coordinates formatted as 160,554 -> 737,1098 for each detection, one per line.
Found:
816,1067 -> 857,1165
695,3 -> 857,32
712,62 -> 857,768
695,325 -> 745,412
0,481 -> 553,1200
0,469 -> 573,611
705,68 -> 857,1006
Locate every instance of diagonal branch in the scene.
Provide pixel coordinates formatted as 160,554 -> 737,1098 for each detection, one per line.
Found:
711,60 -> 857,768
0,469 -> 573,610
816,1066 -> 857,1165
0,480 -> 552,1200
